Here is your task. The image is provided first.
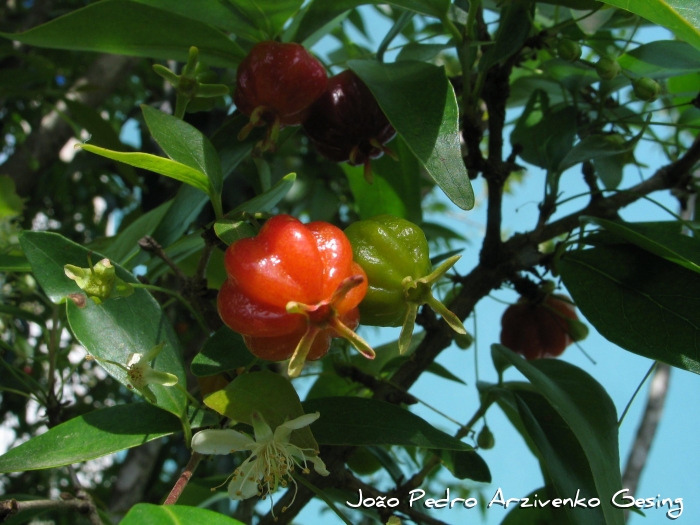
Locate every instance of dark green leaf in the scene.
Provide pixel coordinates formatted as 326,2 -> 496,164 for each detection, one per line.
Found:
0,255 -> 31,272
492,345 -> 624,525
204,371 -> 318,450
0,404 -> 214,473
426,362 -> 467,385
593,154 -> 625,190
222,0 -> 305,40
396,42 -> 452,62
229,172 -> 297,215
581,217 -> 700,275
439,448 -> 491,483
0,0 -> 245,67
597,0 -> 700,52
559,133 -> 638,173
121,503 -> 245,525
0,304 -> 45,326
500,487 -> 565,525
349,60 -> 474,210
512,390 -> 605,525
479,3 -> 532,71
302,397 -> 472,450
559,244 -> 700,374
191,328 -> 254,376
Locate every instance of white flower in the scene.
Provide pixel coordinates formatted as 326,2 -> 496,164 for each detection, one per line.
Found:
191,411 -> 329,504
125,342 -> 178,403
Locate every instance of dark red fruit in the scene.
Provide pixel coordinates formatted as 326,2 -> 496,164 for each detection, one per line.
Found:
303,70 -> 396,183
500,294 -> 579,360
234,41 -> 328,152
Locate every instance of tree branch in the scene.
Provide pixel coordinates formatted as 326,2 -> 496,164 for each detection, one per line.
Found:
0,494 -> 102,525
0,53 -> 137,196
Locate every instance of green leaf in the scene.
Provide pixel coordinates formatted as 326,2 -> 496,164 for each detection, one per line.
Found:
0,404 -> 215,473
122,504 -> 245,525
213,220 -> 257,246
18,231 -> 187,415
492,345 -> 624,525
439,449 -> 491,483
500,487 -> 563,525
347,136 -> 423,223
0,255 -> 31,272
511,390 -> 606,525
80,144 -> 212,196
0,304 -> 45,326
130,0 -> 261,39
229,172 -> 297,215
295,0 -> 450,43
511,91 -> 577,172
593,154 -> 625,190
396,42 -> 452,62
618,40 -> 700,78
142,105 -> 223,196
191,328 -> 254,376
349,60 -> 474,210
204,371 -> 318,450
223,0 -> 305,40
479,2 -> 533,71
581,217 -> 700,275
559,244 -> 700,374
597,0 -> 700,52
302,397 -> 473,451
0,175 -> 25,219
102,201 -> 171,266
0,0 -> 245,67
559,133 -> 638,172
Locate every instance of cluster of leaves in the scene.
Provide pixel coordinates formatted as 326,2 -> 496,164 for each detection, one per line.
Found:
1,0 -> 700,524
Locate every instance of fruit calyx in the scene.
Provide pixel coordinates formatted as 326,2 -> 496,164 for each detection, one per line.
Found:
398,255 -> 467,354
286,274 -> 375,377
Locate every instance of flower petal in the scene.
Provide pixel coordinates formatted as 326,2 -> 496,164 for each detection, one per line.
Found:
274,412 -> 319,443
251,411 -> 273,443
192,429 -> 256,455
143,369 -> 178,387
307,453 -> 330,476
144,342 -> 165,361
139,384 -> 157,403
125,352 -> 143,368
228,459 -> 261,500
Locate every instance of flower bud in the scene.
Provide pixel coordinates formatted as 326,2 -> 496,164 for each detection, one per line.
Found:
477,425 -> 495,449
595,56 -> 621,80
557,39 -> 582,62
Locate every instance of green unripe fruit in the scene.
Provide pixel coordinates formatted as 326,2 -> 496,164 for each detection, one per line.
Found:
632,77 -> 661,101
454,332 -> 474,350
557,39 -> 582,62
595,56 -> 621,80
477,425 -> 495,449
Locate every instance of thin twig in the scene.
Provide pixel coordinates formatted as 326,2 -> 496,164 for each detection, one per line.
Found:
164,452 -> 203,505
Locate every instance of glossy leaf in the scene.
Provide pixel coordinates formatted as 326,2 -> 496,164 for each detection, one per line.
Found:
80,144 -> 212,196
0,0 -> 245,67
191,328 -> 255,377
122,504 -> 245,525
581,217 -> 700,275
559,244 -> 700,374
142,105 -> 223,196
479,2 -> 532,71
492,345 -> 624,525
213,220 -> 257,246
19,231 -> 188,415
204,371 -> 318,450
597,0 -> 700,52
302,397 -> 473,451
0,404 -> 214,473
349,60 -> 474,210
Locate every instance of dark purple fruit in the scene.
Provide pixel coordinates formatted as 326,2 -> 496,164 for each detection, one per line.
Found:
303,70 -> 396,183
